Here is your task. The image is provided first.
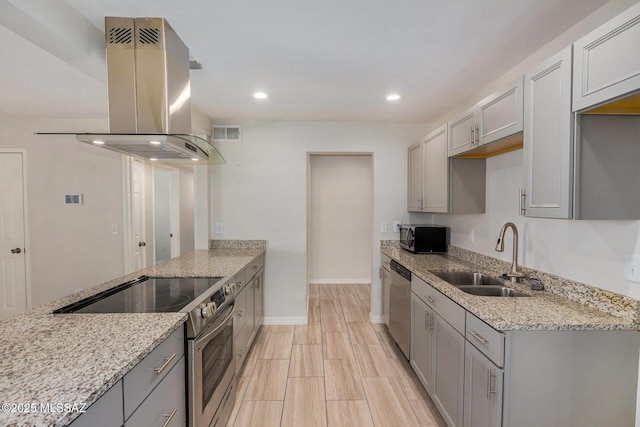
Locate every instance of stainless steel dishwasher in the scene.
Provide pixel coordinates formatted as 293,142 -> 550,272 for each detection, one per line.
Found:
388,260 -> 411,359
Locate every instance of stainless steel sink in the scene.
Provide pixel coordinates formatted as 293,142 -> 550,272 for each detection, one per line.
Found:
433,271 -> 505,287
457,285 -> 529,297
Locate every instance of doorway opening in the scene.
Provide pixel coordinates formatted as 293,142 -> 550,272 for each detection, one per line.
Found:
307,153 -> 373,313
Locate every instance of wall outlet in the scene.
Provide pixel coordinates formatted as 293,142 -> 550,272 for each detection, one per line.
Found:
380,222 -> 388,233
111,225 -> 119,235
625,254 -> 640,283
215,223 -> 223,235
393,220 -> 402,233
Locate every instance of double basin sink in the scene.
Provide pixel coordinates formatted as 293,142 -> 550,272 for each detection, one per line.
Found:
433,272 -> 529,298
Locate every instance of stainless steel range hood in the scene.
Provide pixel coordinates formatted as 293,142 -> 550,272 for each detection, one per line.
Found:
54,17 -> 224,165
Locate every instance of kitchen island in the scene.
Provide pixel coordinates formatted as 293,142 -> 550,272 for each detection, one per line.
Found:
0,243 -> 265,427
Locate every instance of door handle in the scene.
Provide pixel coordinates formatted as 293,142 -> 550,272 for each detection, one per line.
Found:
138,242 -> 146,247
11,248 -> 21,254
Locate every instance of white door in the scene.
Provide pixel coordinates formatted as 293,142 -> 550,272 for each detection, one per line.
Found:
0,153 -> 27,319
132,160 -> 146,270
154,167 -> 180,263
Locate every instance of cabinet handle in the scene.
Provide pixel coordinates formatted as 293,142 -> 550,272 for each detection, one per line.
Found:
424,294 -> 436,304
487,368 -> 496,399
519,189 -> 527,216
430,312 -> 435,330
467,330 -> 488,344
162,408 -> 178,427
470,126 -> 474,145
475,125 -> 480,144
425,312 -> 430,330
154,353 -> 176,375
236,310 -> 244,317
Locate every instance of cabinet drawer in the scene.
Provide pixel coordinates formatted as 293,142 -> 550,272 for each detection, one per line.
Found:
70,380 -> 123,427
246,254 -> 265,281
125,356 -> 186,427
233,287 -> 247,338
412,275 -> 465,334
466,312 -> 505,367
123,327 -> 184,419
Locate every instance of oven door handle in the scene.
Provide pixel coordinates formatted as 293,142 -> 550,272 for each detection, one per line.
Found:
195,303 -> 235,348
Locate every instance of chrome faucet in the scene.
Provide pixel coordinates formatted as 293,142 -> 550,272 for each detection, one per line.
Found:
495,222 -> 525,282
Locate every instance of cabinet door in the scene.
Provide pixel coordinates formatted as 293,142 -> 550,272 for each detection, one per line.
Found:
408,142 -> 424,211
382,266 -> 391,326
447,106 -> 477,157
573,3 -> 640,112
523,46 -> 574,219
422,125 -> 449,213
410,293 -> 433,393
477,77 -> 524,146
432,312 -> 465,427
246,278 -> 256,346
254,270 -> 264,329
464,344 -> 503,427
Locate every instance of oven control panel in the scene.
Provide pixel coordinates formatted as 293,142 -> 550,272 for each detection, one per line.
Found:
198,288 -> 226,318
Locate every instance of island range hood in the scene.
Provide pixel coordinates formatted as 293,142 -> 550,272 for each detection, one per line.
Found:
58,17 -> 225,164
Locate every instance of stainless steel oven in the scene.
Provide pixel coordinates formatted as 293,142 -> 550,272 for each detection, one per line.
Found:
189,301 -> 236,427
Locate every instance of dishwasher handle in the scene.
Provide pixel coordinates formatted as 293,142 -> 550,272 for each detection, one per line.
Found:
390,260 -> 411,281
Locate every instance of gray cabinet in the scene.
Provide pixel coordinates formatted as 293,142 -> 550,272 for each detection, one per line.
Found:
572,2 -> 640,112
477,77 -> 523,146
447,106 -> 478,157
523,46 -> 574,219
410,292 -> 433,392
463,344 -> 502,427
70,380 -> 123,427
432,311 -> 465,427
71,327 -> 186,427
407,142 -> 424,212
408,125 -> 449,213
381,254 -> 391,326
234,254 -> 265,373
124,357 -> 185,427
408,124 -> 485,214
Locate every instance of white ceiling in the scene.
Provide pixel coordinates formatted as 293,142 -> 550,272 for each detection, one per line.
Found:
0,0 -> 610,123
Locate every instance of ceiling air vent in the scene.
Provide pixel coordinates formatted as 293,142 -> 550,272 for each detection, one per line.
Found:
213,126 -> 241,142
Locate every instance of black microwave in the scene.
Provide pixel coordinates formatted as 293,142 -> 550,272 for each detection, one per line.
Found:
399,225 -> 447,253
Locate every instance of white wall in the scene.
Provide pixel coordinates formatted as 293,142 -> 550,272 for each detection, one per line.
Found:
211,121 -> 431,321
0,118 -> 125,307
309,154 -> 373,284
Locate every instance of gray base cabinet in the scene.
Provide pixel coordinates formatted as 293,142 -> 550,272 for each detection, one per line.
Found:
409,273 -> 639,427
71,327 -> 186,427
234,254 -> 265,373
464,343 -> 502,427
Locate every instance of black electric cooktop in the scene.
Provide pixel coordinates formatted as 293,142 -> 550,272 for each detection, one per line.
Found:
53,276 -> 224,314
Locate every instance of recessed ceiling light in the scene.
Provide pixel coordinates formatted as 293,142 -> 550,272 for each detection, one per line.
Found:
386,94 -> 401,101
92,140 -> 105,145
150,140 -> 161,145
191,158 -> 199,161
150,158 -> 158,161
253,92 -> 268,99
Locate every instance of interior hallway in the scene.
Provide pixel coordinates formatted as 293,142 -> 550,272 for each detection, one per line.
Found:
226,283 -> 446,426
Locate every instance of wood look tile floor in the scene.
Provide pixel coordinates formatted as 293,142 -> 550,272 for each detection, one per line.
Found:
227,284 -> 446,427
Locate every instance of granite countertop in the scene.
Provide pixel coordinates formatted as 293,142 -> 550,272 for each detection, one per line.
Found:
381,242 -> 640,332
0,245 -> 265,427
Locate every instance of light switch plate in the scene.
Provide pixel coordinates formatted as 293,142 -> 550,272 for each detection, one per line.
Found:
625,254 -> 640,283
215,223 -> 223,235
380,222 -> 388,233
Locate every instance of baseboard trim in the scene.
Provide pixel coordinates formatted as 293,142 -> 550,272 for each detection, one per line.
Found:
369,313 -> 384,324
308,279 -> 371,285
263,317 -> 308,325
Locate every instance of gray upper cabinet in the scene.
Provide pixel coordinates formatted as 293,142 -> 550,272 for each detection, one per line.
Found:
523,46 -> 574,219
572,2 -> 640,112
447,106 -> 478,157
422,125 -> 449,213
407,125 -> 449,213
477,77 -> 523,146
407,142 -> 424,212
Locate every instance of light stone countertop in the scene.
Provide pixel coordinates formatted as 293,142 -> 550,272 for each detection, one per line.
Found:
0,245 -> 265,427
381,242 -> 640,331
